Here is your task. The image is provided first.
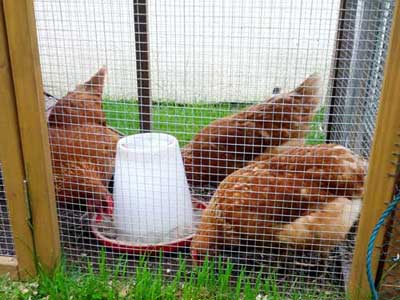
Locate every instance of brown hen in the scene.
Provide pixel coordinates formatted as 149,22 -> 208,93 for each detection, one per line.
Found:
182,73 -> 321,187
48,67 -> 119,214
191,144 -> 367,258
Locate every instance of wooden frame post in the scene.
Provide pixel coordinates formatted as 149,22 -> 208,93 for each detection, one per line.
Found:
349,1 -> 400,299
134,0 -> 152,132
2,0 -> 60,273
0,0 -> 36,279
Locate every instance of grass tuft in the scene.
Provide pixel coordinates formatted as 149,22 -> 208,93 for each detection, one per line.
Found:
0,252 -> 342,300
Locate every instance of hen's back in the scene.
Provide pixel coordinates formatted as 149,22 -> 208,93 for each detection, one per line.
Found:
191,144 -> 366,257
182,73 -> 321,187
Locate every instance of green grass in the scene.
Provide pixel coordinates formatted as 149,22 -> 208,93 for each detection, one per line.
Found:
0,254 -> 341,300
103,99 -> 326,147
305,107 -> 326,145
103,100 -> 247,147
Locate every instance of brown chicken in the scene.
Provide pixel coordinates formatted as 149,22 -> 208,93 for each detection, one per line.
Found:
182,73 -> 321,187
191,144 -> 367,259
48,67 -> 119,214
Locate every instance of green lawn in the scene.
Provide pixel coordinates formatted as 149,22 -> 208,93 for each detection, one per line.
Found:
0,255 -> 341,300
103,100 -> 326,146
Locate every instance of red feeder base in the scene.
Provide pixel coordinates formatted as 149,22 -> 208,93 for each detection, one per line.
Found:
90,198 -> 206,254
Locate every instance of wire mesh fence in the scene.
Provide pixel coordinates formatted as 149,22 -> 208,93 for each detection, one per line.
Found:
32,0 -> 396,295
378,200 -> 400,299
0,164 -> 16,258
326,0 -> 395,158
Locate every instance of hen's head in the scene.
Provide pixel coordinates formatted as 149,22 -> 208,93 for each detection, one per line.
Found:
292,72 -> 321,97
48,67 -> 108,127
268,73 -> 321,109
252,73 -> 321,144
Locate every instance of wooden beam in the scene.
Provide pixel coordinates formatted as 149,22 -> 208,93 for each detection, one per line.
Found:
0,257 -> 19,279
349,1 -> 400,299
2,0 -> 60,272
0,0 -> 36,279
133,0 -> 152,132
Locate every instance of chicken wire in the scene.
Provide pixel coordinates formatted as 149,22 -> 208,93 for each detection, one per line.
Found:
378,196 -> 400,299
33,0 -> 395,295
0,164 -> 16,257
326,0 -> 395,158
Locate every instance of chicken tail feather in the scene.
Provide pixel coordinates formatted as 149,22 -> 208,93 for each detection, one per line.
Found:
277,197 -> 361,251
293,72 -> 321,96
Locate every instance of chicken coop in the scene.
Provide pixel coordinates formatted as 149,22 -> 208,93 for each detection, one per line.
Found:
1,0 -> 400,299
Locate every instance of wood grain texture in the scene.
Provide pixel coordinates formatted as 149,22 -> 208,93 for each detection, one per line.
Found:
0,256 -> 18,279
0,0 -> 36,279
348,1 -> 400,298
2,0 -> 60,272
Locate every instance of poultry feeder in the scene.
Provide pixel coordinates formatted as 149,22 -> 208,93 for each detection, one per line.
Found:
90,133 -> 205,253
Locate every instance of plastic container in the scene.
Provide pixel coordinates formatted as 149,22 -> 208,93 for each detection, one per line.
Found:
113,133 -> 194,244
90,199 -> 206,254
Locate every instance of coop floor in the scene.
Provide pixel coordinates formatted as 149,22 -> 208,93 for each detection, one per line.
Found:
57,184 -> 356,297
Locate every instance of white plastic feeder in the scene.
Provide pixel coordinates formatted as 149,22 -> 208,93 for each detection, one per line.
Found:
113,133 -> 194,244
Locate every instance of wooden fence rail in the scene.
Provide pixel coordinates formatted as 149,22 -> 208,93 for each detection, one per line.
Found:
0,0 -> 60,279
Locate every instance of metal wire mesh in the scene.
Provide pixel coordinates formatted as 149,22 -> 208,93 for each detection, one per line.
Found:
326,0 -> 395,158
33,0 -> 395,295
0,164 -> 16,257
378,200 -> 400,300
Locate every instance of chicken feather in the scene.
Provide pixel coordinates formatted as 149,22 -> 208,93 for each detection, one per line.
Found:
182,73 -> 321,187
191,144 -> 366,258
48,67 -> 119,214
